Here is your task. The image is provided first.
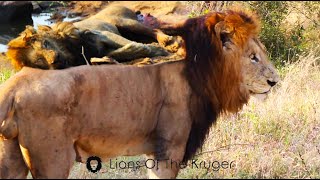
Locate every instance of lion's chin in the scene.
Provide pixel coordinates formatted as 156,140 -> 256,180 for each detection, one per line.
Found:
249,89 -> 271,101
252,93 -> 268,101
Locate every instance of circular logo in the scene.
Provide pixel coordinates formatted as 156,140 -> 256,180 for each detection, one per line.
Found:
86,156 -> 102,173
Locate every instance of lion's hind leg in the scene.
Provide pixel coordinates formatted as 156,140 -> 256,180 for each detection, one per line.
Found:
18,118 -> 76,179
19,140 -> 76,178
114,18 -> 175,48
0,137 -> 29,179
19,137 -> 76,179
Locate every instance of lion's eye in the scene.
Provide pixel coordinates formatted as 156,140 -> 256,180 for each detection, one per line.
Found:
43,40 -> 49,49
250,53 -> 259,63
36,58 -> 44,64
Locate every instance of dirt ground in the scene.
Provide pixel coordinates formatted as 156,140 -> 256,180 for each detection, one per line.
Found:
63,1 -> 110,17
56,1 -> 189,23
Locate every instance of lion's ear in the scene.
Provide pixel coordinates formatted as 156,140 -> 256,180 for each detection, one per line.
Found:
38,25 -> 52,32
214,21 -> 235,49
22,26 -> 37,43
7,26 -> 36,49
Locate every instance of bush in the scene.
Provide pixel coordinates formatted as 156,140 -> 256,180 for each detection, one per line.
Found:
186,1 -> 319,67
246,1 -> 307,66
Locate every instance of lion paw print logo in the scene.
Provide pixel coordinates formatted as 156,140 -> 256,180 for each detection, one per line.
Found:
86,156 -> 102,173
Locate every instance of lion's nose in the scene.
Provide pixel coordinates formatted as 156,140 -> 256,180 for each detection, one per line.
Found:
267,80 -> 277,87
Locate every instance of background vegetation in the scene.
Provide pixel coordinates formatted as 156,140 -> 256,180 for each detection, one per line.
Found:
0,1 -> 319,179
187,1 -> 320,67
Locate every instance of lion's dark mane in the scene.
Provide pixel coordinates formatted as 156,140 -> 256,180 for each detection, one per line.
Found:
163,10 -> 259,162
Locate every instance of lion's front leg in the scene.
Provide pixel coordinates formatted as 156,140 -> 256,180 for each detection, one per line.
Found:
153,29 -> 174,47
145,148 -> 186,179
0,137 -> 29,179
146,103 -> 191,179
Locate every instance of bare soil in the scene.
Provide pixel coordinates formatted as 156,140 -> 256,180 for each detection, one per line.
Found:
52,1 -> 189,24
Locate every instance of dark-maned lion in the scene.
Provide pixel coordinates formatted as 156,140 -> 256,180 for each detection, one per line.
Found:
6,5 -> 178,70
0,8 -> 279,178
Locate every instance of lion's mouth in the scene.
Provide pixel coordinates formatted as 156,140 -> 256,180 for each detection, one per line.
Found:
258,90 -> 270,94
250,89 -> 270,95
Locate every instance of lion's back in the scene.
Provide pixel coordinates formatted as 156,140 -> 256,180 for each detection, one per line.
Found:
11,65 -> 162,117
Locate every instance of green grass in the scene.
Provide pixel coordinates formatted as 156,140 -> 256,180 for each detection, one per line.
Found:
0,68 -> 15,84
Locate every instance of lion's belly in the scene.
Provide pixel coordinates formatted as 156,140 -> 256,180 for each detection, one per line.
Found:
72,106 -> 160,162
63,65 -> 164,162
71,95 -> 161,162
74,134 -> 154,162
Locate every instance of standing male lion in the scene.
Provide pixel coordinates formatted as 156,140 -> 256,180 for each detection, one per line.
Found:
0,8 -> 279,178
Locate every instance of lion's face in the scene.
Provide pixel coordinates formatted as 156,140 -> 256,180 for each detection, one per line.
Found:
241,38 -> 280,98
7,25 -> 79,70
24,37 -> 73,69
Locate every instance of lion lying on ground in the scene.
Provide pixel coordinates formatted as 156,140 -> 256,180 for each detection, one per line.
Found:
6,5 -> 181,70
0,8 -> 279,178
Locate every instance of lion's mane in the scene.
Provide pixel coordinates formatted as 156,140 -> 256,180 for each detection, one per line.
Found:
174,8 -> 261,162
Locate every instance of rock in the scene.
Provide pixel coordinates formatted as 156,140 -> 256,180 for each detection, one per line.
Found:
0,1 -> 33,23
37,1 -> 64,10
31,1 -> 42,14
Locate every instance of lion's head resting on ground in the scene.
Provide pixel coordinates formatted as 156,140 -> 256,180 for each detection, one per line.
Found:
6,22 -> 104,70
160,7 -> 280,161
